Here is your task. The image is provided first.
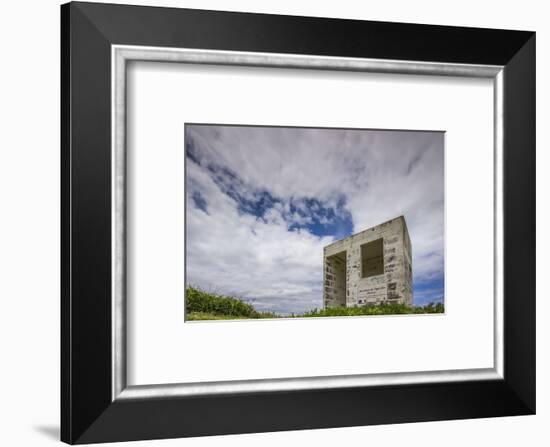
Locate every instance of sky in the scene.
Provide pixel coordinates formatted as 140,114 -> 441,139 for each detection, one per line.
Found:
185,124 -> 445,314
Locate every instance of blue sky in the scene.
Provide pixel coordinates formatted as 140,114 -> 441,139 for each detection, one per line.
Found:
185,125 -> 445,314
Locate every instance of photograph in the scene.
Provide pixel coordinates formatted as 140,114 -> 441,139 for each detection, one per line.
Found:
184,124 -> 445,320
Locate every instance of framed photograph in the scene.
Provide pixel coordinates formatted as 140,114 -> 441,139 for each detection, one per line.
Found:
61,2 -> 535,444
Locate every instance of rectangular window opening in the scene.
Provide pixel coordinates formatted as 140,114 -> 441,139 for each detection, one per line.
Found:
361,238 -> 384,278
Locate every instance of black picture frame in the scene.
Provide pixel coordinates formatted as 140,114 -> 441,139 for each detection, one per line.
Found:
61,2 -> 535,444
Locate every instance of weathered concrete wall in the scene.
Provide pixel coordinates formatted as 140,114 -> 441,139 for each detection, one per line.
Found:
323,216 -> 412,308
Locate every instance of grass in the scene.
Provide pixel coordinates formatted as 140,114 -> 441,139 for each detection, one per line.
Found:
300,301 -> 444,317
186,286 -> 278,320
186,312 -> 252,321
185,286 -> 444,321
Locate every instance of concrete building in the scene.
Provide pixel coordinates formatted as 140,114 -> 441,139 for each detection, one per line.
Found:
323,216 -> 412,308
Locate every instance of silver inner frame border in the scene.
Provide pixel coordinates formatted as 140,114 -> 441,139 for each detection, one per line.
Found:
111,45 -> 505,401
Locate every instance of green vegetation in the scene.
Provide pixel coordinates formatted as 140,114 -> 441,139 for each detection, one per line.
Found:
300,301 -> 444,317
186,286 -> 278,320
185,286 -> 444,321
185,312 -> 251,321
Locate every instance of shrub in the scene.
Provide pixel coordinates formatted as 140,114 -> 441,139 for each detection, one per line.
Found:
299,301 -> 444,317
186,286 -> 259,317
185,286 -> 444,319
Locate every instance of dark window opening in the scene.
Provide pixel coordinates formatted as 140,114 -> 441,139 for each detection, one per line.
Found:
361,238 -> 384,278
